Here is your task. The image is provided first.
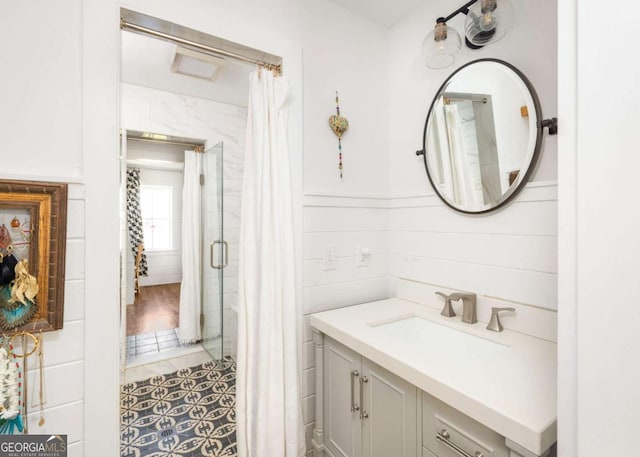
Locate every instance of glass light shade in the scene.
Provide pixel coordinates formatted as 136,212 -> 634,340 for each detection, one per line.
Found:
464,0 -> 513,48
422,23 -> 462,69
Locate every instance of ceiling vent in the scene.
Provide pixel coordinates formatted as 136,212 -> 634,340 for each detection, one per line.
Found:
171,46 -> 224,81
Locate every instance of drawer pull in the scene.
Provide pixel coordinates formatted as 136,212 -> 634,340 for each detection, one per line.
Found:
359,376 -> 369,420
350,370 -> 360,412
436,429 -> 484,457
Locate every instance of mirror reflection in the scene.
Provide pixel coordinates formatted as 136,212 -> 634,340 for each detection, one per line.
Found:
423,59 -> 541,213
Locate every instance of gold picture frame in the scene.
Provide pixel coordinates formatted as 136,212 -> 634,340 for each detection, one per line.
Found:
0,180 -> 68,334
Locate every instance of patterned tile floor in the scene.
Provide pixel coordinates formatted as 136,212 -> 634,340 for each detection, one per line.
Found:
126,328 -> 188,359
120,357 -> 236,457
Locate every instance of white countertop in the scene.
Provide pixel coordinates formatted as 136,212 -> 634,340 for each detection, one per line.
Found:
310,298 -> 557,456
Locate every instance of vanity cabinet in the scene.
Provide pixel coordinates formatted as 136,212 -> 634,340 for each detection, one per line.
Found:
311,300 -> 557,457
313,332 -> 553,457
322,337 -> 418,457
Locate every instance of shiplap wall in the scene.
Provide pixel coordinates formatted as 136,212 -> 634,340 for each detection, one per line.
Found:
10,184 -> 86,456
300,183 -> 558,453
301,197 -> 391,453
389,182 -> 558,312
303,197 -> 390,314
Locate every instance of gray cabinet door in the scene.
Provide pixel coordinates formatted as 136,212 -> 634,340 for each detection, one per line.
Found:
361,357 -> 418,457
324,337 -> 363,457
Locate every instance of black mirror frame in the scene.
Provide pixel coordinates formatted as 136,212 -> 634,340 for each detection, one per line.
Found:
421,58 -> 546,215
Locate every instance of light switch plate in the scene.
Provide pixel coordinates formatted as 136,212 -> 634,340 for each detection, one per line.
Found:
323,246 -> 337,270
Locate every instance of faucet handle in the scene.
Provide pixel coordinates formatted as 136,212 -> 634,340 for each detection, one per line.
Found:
435,292 -> 456,317
486,307 -> 516,332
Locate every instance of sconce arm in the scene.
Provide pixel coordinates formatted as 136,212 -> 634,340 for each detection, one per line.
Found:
439,0 -> 480,23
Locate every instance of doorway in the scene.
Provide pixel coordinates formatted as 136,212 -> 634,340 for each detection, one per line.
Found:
117,6 -> 279,375
118,8 -> 284,456
121,133 -> 230,366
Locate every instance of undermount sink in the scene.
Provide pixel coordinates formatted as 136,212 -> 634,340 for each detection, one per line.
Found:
371,316 -> 509,356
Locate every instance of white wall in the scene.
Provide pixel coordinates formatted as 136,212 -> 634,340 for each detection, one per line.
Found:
3,1 -> 570,456
297,2 -> 391,449
1,1 -> 119,455
557,0 -> 577,454
1,2 -> 83,181
386,0 -> 558,344
300,0 -> 389,197
558,0 -> 640,455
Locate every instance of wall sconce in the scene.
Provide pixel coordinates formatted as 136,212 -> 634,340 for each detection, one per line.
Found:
422,0 -> 513,69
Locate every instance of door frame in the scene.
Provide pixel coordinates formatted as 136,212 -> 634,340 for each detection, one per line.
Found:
83,2 -> 305,453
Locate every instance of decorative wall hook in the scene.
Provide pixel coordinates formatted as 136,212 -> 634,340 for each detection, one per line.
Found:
329,91 -> 349,179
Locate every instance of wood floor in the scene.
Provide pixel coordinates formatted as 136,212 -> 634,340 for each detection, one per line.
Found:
126,283 -> 180,336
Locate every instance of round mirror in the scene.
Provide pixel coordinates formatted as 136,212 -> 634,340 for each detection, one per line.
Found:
422,59 -> 543,214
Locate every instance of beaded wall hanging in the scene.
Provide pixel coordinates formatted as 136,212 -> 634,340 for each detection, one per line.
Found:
328,91 -> 349,179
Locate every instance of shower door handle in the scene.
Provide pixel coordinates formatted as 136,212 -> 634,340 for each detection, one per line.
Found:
221,240 -> 228,268
210,240 -> 229,269
210,241 -> 222,269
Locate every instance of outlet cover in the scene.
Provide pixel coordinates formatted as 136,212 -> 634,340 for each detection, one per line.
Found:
356,245 -> 371,267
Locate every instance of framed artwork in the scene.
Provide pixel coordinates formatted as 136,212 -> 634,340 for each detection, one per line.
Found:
0,180 -> 68,334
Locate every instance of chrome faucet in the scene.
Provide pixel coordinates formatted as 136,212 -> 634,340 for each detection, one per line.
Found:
435,291 -> 477,324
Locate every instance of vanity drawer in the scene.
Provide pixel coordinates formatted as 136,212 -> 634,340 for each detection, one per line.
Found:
423,446 -> 438,457
422,392 -> 509,457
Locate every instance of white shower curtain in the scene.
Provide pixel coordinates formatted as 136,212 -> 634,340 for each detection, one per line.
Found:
444,103 -> 484,207
179,150 -> 202,344
237,70 -> 304,457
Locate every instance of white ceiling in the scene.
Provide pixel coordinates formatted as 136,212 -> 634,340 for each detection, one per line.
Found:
327,0 -> 426,28
121,1 -> 423,107
121,32 -> 252,107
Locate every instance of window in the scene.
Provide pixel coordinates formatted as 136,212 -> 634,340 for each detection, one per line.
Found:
140,185 -> 173,251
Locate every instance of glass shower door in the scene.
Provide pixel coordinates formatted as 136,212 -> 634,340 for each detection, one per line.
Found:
201,142 -> 224,360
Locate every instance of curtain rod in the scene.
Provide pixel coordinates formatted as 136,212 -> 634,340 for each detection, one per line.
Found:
120,19 -> 282,74
126,136 -> 204,150
443,96 -> 488,104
